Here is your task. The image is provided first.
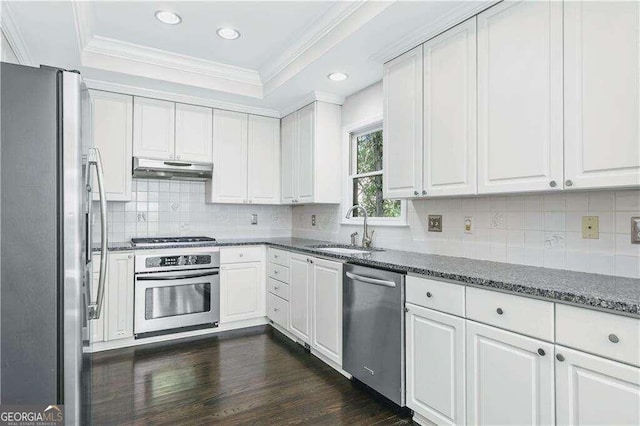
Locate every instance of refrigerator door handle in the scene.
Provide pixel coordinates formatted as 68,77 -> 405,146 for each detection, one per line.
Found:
87,147 -> 108,320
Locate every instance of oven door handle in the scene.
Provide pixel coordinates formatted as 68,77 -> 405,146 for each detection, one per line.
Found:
136,271 -> 219,281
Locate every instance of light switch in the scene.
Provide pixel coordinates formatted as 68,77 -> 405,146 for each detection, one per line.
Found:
428,215 -> 442,232
251,214 -> 258,225
464,216 -> 473,234
312,215 -> 316,227
632,217 -> 640,244
582,216 -> 599,239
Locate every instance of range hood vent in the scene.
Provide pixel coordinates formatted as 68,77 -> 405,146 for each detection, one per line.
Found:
133,157 -> 213,181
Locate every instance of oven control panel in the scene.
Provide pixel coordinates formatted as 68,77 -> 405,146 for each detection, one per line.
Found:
145,255 -> 212,268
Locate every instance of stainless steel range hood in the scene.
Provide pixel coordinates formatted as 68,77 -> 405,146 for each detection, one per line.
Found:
133,157 -> 213,181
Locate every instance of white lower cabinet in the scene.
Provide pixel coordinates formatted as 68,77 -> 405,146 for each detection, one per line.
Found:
555,345 -> 640,426
311,258 -> 343,365
406,303 -> 465,426
220,261 -> 265,323
289,253 -> 312,344
466,320 -> 554,426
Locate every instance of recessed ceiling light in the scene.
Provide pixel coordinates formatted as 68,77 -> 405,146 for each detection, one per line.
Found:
155,10 -> 182,25
328,72 -> 348,81
216,28 -> 241,40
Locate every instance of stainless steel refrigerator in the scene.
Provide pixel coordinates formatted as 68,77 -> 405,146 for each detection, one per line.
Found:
1,63 -> 108,425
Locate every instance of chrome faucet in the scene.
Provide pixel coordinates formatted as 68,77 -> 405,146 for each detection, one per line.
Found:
345,205 -> 374,248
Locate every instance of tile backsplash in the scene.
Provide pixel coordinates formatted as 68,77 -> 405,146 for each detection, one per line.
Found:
292,190 -> 640,278
93,179 -> 292,243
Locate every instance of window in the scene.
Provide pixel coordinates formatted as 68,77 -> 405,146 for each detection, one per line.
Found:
349,125 -> 402,220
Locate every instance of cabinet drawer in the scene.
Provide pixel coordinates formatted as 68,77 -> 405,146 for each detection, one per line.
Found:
220,246 -> 262,264
267,248 -> 290,267
267,277 -> 290,301
267,293 -> 289,330
406,275 -> 465,316
267,262 -> 289,284
466,287 -> 554,341
556,304 -> 640,366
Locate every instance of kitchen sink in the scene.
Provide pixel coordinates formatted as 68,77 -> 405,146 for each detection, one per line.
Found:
308,244 -> 384,255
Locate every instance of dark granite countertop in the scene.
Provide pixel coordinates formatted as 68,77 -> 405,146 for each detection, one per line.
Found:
94,237 -> 640,316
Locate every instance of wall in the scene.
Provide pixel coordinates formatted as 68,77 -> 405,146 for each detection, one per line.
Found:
93,179 -> 292,243
292,82 -> 640,278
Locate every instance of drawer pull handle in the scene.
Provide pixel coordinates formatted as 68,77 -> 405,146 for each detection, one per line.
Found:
496,308 -> 504,315
556,353 -> 565,362
608,334 -> 620,344
537,348 -> 546,356
426,292 -> 432,298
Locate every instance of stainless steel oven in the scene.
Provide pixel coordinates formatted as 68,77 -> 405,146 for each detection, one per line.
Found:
134,249 -> 220,337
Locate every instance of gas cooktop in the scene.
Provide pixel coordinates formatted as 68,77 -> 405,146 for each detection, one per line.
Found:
131,236 -> 217,248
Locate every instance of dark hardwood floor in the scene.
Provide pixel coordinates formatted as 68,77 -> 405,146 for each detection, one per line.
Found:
89,326 -> 412,425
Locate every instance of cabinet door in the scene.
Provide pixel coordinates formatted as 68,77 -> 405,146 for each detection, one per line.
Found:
423,19 -> 477,197
90,91 -> 133,201
556,345 -> 640,426
105,252 -> 134,341
220,262 -> 264,323
477,1 -> 563,194
289,253 -> 311,344
248,115 -> 280,204
175,103 -> 213,163
296,103 -> 315,203
311,258 -> 342,365
209,110 -> 248,203
280,112 -> 297,204
133,97 -> 175,160
383,45 -> 423,198
90,273 -> 104,343
466,321 -> 554,425
406,304 -> 465,426
564,1 -> 640,190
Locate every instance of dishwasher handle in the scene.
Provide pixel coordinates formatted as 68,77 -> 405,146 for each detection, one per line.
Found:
346,271 -> 396,288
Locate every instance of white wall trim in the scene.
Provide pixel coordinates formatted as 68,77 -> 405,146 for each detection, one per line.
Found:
280,90 -> 346,117
84,78 -> 280,118
71,0 -> 93,53
369,0 -> 496,63
0,2 -> 34,66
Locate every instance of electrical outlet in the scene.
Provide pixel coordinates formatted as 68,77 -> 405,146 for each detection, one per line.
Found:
632,217 -> 640,244
251,214 -> 258,225
311,214 -> 316,227
428,215 -> 442,232
464,216 -> 473,234
582,216 -> 599,239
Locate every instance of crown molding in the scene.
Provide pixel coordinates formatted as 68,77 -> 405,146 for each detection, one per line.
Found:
82,36 -> 263,98
369,0 -> 496,63
71,0 -> 93,52
84,78 -> 280,118
0,2 -> 34,65
279,90 -> 345,117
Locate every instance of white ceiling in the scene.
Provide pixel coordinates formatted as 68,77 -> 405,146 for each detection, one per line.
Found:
2,0 -> 494,116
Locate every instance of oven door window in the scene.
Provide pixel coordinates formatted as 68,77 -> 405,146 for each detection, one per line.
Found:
145,282 -> 211,320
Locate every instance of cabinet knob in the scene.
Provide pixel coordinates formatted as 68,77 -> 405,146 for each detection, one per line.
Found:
426,292 -> 432,298
176,155 -> 181,160
274,286 -> 279,290
274,270 -> 279,274
608,334 -> 620,343
422,190 -> 427,195
556,353 -> 565,362
413,191 -> 419,196
128,254 -> 133,259
239,253 -> 244,257
274,255 -> 279,258
537,348 -> 546,356
273,307 -> 279,312
565,179 -> 573,187
549,180 -> 557,187
496,308 -> 504,315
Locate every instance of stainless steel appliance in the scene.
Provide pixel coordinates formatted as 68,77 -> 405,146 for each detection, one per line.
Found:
134,248 -> 220,337
343,264 -> 406,406
1,63 -> 108,425
131,236 -> 216,248
132,157 -> 213,181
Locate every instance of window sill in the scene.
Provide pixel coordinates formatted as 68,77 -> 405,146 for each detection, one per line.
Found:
339,220 -> 409,228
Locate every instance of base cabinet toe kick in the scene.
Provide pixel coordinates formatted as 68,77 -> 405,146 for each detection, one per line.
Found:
406,275 -> 640,426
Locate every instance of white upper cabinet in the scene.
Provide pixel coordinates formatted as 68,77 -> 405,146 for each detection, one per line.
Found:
477,0 -> 563,194
133,97 -> 176,160
564,1 -> 640,190
208,110 -> 248,204
555,345 -> 640,426
280,101 -> 341,204
175,103 -> 213,163
423,18 -> 477,197
248,115 -> 280,204
90,90 -> 133,201
383,46 -> 423,198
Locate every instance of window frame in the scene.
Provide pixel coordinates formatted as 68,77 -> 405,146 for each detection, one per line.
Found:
342,118 -> 407,227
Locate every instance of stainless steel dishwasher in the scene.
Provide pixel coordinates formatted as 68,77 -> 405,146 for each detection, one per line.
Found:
343,264 -> 405,406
